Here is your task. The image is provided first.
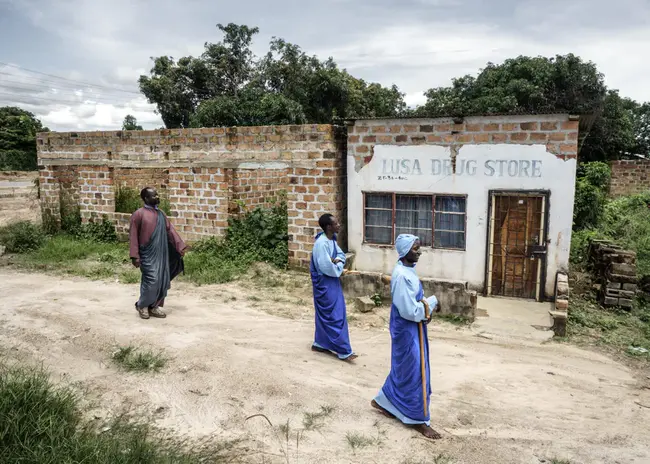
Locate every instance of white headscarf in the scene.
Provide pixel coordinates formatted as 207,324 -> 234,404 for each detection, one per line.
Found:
395,234 -> 419,259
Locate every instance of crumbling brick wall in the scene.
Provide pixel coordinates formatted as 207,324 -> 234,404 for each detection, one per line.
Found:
37,125 -> 346,268
609,160 -> 650,197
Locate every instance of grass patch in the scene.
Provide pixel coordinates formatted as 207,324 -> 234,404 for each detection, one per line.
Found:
0,364 -> 242,463
565,289 -> 650,364
0,221 -> 45,252
434,313 -> 472,326
345,431 -> 376,451
111,346 -> 169,373
302,405 -> 334,431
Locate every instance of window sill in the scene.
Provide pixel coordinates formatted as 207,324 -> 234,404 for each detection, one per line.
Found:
361,242 -> 466,252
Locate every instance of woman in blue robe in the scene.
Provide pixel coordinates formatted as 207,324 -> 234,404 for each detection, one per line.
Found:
371,234 -> 442,439
310,214 -> 357,361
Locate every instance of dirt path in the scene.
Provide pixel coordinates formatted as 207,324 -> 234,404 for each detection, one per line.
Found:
1,270 -> 650,464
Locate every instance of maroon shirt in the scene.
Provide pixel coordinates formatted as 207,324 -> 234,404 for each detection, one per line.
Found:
129,207 -> 187,259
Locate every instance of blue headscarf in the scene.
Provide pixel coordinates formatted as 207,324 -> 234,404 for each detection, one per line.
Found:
395,234 -> 418,259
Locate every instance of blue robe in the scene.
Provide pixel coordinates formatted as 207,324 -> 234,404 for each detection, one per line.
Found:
310,232 -> 353,359
374,261 -> 431,425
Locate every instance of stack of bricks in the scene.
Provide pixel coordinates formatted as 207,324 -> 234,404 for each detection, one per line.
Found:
588,239 -> 637,309
550,272 -> 569,336
347,116 -> 579,172
37,124 -> 346,268
609,160 -> 650,197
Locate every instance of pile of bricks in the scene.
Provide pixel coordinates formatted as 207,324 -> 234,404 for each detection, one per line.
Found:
588,239 -> 638,309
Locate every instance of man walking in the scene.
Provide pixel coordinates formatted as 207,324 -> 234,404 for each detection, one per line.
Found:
371,234 -> 442,439
310,213 -> 357,361
129,187 -> 187,319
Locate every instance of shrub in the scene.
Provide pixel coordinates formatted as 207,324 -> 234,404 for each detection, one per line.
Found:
0,221 -> 45,253
573,162 -> 611,230
115,187 -> 171,215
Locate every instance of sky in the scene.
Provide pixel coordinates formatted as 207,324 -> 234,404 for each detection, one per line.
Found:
1,0 -> 649,132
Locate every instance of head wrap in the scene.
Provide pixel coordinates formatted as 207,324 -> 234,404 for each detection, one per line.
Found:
395,234 -> 418,259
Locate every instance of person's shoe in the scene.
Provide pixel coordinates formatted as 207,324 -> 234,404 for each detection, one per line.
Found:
148,307 -> 167,318
135,303 -> 149,319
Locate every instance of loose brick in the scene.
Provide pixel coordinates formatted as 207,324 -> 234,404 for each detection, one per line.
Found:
520,122 -> 539,131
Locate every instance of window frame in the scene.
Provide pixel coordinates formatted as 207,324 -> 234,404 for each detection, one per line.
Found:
362,191 -> 468,251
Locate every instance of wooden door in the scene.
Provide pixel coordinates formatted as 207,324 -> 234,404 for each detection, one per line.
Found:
486,192 -> 548,300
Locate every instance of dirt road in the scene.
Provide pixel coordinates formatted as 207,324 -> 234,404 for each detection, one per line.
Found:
1,270 -> 649,464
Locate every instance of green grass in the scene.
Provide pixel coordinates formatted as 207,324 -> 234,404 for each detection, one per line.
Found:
564,290 -> 650,364
0,365 -> 242,463
302,405 -> 334,431
345,431 -> 377,451
434,313 -> 472,326
111,346 -> 169,373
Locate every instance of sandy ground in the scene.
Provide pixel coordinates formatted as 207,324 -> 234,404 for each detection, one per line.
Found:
1,270 -> 650,464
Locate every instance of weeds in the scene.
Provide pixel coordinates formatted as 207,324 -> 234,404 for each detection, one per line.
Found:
0,364 -> 242,463
0,221 -> 45,252
434,313 -> 472,326
302,405 -> 334,431
345,431 -> 376,452
565,289 -> 650,363
111,346 -> 168,373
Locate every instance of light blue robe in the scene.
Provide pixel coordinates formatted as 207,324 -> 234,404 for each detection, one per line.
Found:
374,261 -> 433,425
310,233 -> 354,359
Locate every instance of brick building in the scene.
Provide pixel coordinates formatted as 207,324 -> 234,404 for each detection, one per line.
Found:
36,125 -> 346,269
346,114 -> 579,301
37,113 -> 579,302
609,159 -> 650,197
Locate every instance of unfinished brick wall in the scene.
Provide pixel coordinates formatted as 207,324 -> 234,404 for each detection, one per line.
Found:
114,168 -> 169,193
347,116 -> 579,171
37,125 -> 346,268
609,160 -> 650,197
229,168 -> 289,212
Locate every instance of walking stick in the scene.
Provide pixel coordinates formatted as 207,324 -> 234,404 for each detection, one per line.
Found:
419,299 -> 430,418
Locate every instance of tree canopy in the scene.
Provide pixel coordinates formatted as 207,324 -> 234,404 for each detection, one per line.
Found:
138,23 -> 406,129
122,114 -> 143,131
0,107 -> 49,171
138,24 -> 649,162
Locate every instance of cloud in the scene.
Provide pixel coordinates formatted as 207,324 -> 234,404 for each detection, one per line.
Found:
2,0 -> 650,131
0,63 -> 163,131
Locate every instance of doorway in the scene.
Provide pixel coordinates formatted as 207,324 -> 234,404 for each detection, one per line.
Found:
485,191 -> 549,301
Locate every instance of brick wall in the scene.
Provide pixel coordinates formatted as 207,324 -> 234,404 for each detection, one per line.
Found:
37,125 -> 346,268
347,116 -> 579,172
114,168 -> 169,193
229,168 -> 289,212
609,160 -> 650,197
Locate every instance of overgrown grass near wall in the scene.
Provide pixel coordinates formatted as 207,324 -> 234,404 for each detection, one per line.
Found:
568,161 -> 650,364
0,202 -> 289,286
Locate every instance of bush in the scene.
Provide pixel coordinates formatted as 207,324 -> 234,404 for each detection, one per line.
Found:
0,221 -> 45,253
573,162 -> 611,230
184,200 -> 289,285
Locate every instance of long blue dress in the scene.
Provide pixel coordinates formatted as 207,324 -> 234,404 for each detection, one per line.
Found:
310,232 -> 354,359
374,261 -> 431,425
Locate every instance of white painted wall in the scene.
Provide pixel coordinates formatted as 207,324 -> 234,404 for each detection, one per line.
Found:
347,144 -> 577,297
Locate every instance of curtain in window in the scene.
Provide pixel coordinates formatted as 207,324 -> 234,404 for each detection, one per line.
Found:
365,194 -> 392,244
434,196 -> 466,249
395,195 -> 432,246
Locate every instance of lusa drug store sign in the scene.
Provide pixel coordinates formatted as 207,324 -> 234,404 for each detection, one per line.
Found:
379,157 -> 543,180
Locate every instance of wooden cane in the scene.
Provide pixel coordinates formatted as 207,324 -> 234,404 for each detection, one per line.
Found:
419,299 -> 430,418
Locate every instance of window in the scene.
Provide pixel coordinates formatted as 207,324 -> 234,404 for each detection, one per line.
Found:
364,193 -> 466,250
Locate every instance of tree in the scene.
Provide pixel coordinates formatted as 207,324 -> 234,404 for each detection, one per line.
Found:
413,54 -> 646,161
0,106 -> 49,171
628,101 -> 650,156
122,114 -> 143,131
138,23 -> 405,128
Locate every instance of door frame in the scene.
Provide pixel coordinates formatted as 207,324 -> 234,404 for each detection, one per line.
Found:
483,189 -> 551,301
